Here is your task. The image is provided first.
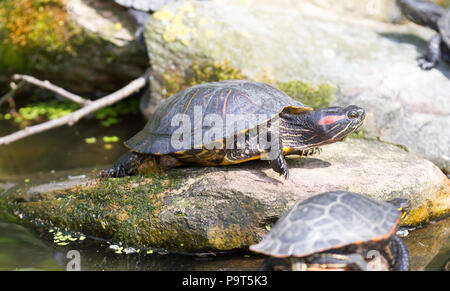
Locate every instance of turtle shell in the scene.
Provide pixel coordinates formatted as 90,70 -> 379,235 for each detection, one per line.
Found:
250,191 -> 401,258
125,80 -> 311,154
438,9 -> 450,47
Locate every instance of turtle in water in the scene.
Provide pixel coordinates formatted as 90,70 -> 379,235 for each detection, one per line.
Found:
250,191 -> 411,271
396,0 -> 450,70
102,81 -> 365,179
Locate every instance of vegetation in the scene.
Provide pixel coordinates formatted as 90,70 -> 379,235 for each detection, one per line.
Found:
161,59 -> 247,98
278,80 -> 336,109
7,172 -> 182,246
0,94 -> 140,128
0,0 -> 82,74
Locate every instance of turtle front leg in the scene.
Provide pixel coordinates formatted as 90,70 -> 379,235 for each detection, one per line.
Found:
100,152 -> 147,178
418,34 -> 442,70
268,135 -> 289,179
270,154 -> 289,179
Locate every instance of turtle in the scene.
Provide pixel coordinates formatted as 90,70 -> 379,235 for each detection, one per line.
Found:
101,80 -> 365,179
396,0 -> 450,70
249,191 -> 411,271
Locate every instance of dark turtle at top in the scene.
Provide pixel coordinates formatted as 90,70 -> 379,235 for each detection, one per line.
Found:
102,80 -> 365,179
250,191 -> 410,271
396,0 -> 450,70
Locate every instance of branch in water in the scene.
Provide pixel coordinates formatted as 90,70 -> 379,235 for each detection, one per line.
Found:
12,74 -> 91,106
0,80 -> 27,107
0,74 -> 148,145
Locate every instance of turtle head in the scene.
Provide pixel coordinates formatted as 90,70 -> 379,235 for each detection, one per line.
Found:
279,105 -> 365,149
387,198 -> 412,220
310,105 -> 365,142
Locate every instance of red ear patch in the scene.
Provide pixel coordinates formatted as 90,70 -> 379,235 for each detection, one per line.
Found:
318,115 -> 346,126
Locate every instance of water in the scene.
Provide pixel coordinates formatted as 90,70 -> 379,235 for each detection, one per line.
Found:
0,112 -> 448,271
0,223 -> 263,271
0,115 -> 145,177
0,222 -> 63,271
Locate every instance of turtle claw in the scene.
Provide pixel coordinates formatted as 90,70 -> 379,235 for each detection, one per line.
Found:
300,147 -> 321,157
418,57 -> 437,70
270,155 -> 289,179
99,165 -> 126,179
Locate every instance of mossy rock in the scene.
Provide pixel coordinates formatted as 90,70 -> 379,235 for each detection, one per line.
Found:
0,139 -> 447,252
0,0 -> 148,94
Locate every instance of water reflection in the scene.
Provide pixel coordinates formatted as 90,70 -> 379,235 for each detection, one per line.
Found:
0,116 -> 145,177
0,222 -> 63,270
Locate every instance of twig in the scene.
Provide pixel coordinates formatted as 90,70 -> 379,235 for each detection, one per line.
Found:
0,80 -> 26,107
12,74 -> 91,106
0,74 -> 148,145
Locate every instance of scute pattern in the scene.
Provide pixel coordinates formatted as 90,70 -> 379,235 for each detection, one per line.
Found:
250,191 -> 400,257
124,81 -> 310,154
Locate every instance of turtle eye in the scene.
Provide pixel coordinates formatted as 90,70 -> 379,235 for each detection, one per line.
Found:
347,110 -> 359,119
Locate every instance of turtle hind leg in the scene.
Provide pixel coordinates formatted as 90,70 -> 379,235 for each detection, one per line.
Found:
100,152 -> 147,178
391,236 -> 410,271
418,34 -> 442,70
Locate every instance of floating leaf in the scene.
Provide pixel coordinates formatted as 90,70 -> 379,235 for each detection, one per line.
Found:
103,136 -> 120,143
84,137 -> 97,144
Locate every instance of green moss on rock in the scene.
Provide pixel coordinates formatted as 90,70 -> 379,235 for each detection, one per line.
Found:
278,80 -> 336,109
161,58 -> 247,98
402,180 -> 450,226
14,173 -> 181,245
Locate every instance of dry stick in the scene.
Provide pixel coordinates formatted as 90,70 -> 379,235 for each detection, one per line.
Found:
12,74 -> 91,106
0,80 -> 27,107
0,75 -> 148,145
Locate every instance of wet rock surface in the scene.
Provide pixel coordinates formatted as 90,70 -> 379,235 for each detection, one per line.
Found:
404,217 -> 450,271
1,139 -> 447,252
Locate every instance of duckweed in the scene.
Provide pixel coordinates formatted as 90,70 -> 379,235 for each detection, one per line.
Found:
84,137 -> 97,144
50,228 -> 87,246
4,96 -> 140,128
103,136 -> 120,143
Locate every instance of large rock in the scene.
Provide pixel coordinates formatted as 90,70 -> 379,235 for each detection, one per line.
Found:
143,0 -> 450,173
404,218 -> 450,271
1,139 -> 447,252
0,0 -> 148,94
